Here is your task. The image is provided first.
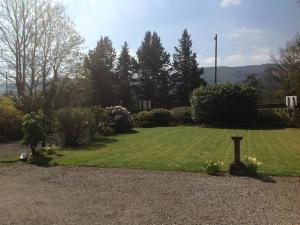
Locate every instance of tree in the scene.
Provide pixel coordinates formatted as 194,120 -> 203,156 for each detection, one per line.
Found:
268,34 -> 300,100
85,36 -> 117,107
22,112 -> 45,156
172,29 -> 206,106
136,31 -> 171,108
116,42 -> 137,110
0,0 -> 83,100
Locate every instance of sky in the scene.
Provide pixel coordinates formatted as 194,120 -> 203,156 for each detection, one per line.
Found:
62,0 -> 300,67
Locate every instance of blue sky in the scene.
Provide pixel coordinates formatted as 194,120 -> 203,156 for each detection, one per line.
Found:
63,0 -> 300,67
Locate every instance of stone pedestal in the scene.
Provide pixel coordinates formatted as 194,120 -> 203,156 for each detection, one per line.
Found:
229,137 -> 247,175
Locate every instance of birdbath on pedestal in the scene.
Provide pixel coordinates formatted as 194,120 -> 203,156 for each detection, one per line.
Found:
229,136 -> 247,175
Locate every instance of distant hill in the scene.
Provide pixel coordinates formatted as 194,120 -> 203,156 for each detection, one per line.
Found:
203,64 -> 272,84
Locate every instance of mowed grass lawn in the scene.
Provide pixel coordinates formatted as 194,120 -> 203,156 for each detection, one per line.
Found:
47,126 -> 300,176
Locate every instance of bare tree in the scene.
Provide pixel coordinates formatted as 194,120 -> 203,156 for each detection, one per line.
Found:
0,0 -> 84,98
269,34 -> 300,99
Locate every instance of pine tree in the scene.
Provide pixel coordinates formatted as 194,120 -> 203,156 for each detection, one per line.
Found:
116,41 -> 138,110
136,31 -> 171,108
172,29 -> 206,106
85,36 -> 117,106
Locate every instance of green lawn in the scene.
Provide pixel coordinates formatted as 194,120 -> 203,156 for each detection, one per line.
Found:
2,126 -> 300,175
41,126 -> 300,176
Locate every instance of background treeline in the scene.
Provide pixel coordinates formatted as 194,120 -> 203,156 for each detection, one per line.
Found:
84,30 -> 206,111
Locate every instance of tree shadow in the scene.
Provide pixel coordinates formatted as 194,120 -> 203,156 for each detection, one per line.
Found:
239,174 -> 277,183
29,154 -> 54,167
198,124 -> 287,131
62,136 -> 119,151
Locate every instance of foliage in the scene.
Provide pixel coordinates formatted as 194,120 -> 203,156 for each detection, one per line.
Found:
169,107 -> 192,124
56,107 -> 97,146
242,156 -> 262,176
104,106 -> 133,133
136,31 -> 171,108
172,29 -> 206,106
42,144 -> 58,155
21,113 -> 45,156
191,83 -> 257,125
268,34 -> 300,100
133,108 -> 172,128
116,42 -> 138,110
203,160 -> 223,175
85,36 -> 118,107
0,97 -> 23,142
256,109 -> 292,127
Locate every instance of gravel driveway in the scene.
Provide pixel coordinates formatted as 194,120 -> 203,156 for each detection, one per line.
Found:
0,164 -> 299,225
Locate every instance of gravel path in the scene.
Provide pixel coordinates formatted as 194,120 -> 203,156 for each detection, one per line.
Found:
0,164 -> 299,225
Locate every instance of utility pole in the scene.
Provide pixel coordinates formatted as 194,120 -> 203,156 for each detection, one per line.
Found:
5,72 -> 8,96
214,34 -> 218,84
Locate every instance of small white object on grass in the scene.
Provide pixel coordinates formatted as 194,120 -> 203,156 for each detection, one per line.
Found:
20,153 -> 28,162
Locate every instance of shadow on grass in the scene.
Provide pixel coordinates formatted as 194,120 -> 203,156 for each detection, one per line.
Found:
62,136 -> 119,152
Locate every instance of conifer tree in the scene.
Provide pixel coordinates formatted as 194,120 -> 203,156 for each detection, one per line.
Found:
85,37 -> 117,106
172,29 -> 206,106
136,31 -> 171,108
116,41 -> 138,109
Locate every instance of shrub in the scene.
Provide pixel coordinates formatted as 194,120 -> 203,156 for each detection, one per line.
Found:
133,111 -> 154,128
56,107 -> 96,146
170,107 -> 192,124
0,97 -> 23,142
242,156 -> 262,176
21,113 -> 45,156
191,83 -> 257,126
256,109 -> 292,127
133,108 -> 173,128
42,144 -> 58,155
203,160 -> 223,175
104,106 -> 133,133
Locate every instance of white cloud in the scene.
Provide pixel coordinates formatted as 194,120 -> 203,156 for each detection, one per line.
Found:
223,48 -> 272,66
199,56 -> 221,67
220,0 -> 241,7
227,27 -> 261,40
224,54 -> 246,65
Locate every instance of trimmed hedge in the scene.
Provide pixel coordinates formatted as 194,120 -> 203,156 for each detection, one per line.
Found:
256,109 -> 293,127
191,84 -> 257,126
170,107 -> 192,124
133,108 -> 172,128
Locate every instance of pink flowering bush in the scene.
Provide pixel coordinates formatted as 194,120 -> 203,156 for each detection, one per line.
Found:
104,106 -> 133,133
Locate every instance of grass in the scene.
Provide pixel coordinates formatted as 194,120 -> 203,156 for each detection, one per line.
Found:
2,126 -> 300,175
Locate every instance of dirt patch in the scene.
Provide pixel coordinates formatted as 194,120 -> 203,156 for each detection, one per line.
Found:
0,164 -> 299,225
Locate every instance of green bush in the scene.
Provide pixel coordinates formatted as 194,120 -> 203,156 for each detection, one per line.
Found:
203,160 -> 223,175
133,111 -> 154,128
104,106 -> 133,133
133,108 -> 173,128
0,97 -> 23,142
256,109 -> 292,127
170,107 -> 192,124
56,107 -> 96,146
242,156 -> 262,176
191,83 -> 257,126
21,113 -> 45,156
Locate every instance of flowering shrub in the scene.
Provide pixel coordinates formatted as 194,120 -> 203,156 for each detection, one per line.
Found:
203,160 -> 223,175
104,106 -> 133,133
42,144 -> 58,155
242,156 -> 262,176
22,113 -> 45,156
